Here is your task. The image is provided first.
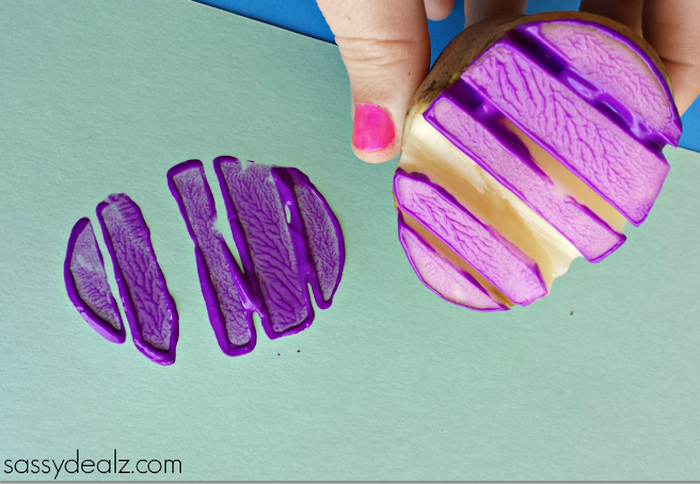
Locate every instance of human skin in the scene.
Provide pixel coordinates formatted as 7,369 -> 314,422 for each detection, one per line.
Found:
316,0 -> 700,164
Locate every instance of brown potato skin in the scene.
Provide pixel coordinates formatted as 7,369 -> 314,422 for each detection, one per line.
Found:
406,11 -> 672,135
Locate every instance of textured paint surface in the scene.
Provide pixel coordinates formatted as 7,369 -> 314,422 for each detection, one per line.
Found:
395,171 -> 547,305
531,22 -> 681,144
216,158 -> 312,336
285,168 -> 344,306
464,41 -> 669,225
398,217 -> 506,311
169,161 -> 256,355
97,194 -> 179,365
427,94 -> 625,262
65,218 -> 124,343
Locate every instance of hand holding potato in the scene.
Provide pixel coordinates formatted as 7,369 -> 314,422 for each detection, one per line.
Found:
317,0 -> 700,163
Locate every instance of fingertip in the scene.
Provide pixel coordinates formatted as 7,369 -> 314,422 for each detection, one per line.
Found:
424,0 -> 455,21
317,1 -> 428,164
352,144 -> 401,164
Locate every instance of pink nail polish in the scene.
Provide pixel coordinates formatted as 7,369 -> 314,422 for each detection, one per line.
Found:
352,104 -> 395,152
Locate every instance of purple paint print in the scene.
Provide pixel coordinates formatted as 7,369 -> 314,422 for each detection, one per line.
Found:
274,167 -> 345,310
97,194 -> 179,366
64,218 -> 125,343
168,160 -> 257,357
394,170 -> 547,306
398,214 -> 507,311
214,157 -> 314,339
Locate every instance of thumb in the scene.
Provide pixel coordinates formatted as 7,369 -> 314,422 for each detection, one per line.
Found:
317,0 -> 431,163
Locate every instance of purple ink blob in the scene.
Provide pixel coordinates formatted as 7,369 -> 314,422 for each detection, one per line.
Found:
65,218 -> 125,343
97,194 -> 179,366
168,160 -> 258,357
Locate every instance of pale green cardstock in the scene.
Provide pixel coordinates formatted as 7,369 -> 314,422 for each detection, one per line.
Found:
1,0 -> 700,480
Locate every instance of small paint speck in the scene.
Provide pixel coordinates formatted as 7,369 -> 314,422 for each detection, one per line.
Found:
297,350 -> 300,353
277,353 -> 280,356
570,311 -> 574,316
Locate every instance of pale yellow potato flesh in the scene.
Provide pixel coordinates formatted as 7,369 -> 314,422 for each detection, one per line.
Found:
398,110 -> 582,290
498,118 -> 628,233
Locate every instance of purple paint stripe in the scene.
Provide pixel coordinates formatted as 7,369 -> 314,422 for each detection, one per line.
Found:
168,160 -> 257,357
462,40 -> 670,226
397,213 -> 507,312
503,27 -> 675,151
214,156 -> 314,339
516,21 -> 681,146
424,90 -> 626,262
64,217 -> 126,344
97,194 -> 179,366
274,167 -> 345,310
394,170 -> 547,306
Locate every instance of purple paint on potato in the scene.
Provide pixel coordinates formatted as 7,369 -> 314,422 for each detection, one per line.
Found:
398,214 -> 507,311
214,157 -> 314,338
274,167 -> 345,309
425,92 -> 626,262
168,160 -> 257,357
462,40 -> 670,226
97,194 -> 179,366
394,170 -> 547,306
522,21 -> 681,145
65,218 -> 125,343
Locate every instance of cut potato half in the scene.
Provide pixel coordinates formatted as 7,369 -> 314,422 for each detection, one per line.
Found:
395,12 -> 681,310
